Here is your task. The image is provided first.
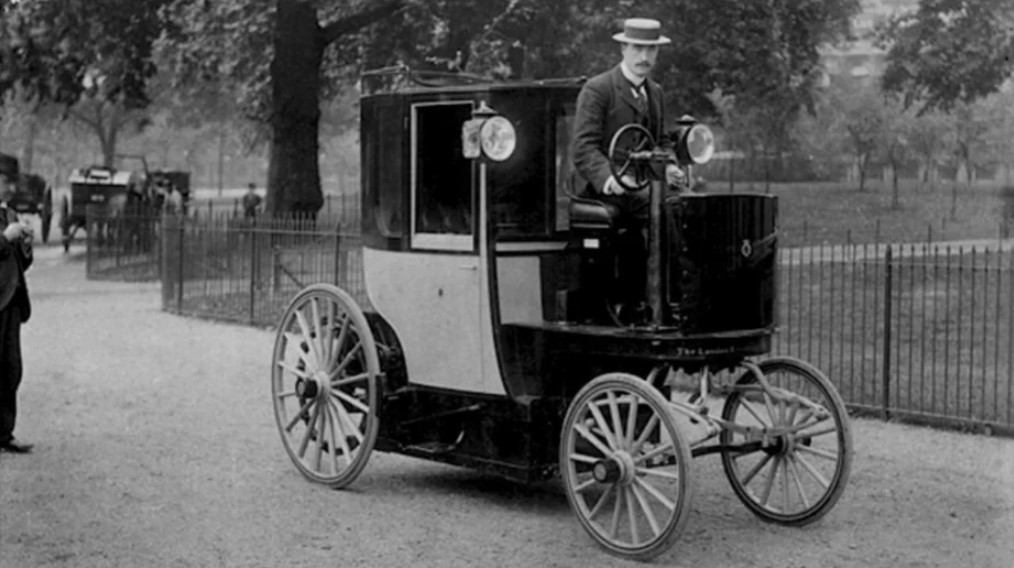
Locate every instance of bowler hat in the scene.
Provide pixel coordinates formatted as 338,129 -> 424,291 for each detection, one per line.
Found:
612,18 -> 671,46
0,153 -> 18,180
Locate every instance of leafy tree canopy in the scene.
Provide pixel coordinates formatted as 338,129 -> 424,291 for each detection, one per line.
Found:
0,0 -> 170,109
878,0 -> 1014,113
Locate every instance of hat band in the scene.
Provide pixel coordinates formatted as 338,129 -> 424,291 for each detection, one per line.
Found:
623,27 -> 661,42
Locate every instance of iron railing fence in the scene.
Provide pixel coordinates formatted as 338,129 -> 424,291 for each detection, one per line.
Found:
776,243 -> 1014,435
147,210 -> 1014,434
85,208 -> 164,282
160,212 -> 365,326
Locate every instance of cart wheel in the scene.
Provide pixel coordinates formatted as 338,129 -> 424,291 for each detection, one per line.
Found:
720,357 -> 852,525
560,373 -> 693,561
272,283 -> 380,488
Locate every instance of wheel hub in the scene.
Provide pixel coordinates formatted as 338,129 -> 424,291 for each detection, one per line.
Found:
592,452 -> 636,485
295,371 -> 331,400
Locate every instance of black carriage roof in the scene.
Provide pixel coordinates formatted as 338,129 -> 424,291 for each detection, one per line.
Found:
360,65 -> 585,99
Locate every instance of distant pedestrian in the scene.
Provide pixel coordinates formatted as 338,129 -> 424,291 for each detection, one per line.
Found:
0,152 -> 34,454
242,183 -> 262,219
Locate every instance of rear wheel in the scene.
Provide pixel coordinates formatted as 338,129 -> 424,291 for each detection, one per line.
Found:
560,373 -> 693,561
272,284 -> 380,488
720,357 -> 852,525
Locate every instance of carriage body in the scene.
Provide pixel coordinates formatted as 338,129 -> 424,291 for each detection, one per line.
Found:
272,72 -> 851,560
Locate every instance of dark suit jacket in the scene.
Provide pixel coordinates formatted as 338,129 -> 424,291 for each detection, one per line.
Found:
572,64 -> 667,195
0,206 -> 32,322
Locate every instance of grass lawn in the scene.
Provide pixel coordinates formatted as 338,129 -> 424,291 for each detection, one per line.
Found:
711,179 -> 1012,247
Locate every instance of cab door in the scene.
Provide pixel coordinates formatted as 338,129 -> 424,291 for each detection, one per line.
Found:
365,101 -> 491,394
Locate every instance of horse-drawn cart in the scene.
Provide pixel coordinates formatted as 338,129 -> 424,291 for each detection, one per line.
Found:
271,68 -> 852,561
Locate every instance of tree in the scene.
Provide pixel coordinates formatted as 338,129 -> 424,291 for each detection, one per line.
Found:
906,111 -> 950,190
831,80 -> 887,192
163,0 -> 406,215
877,0 -> 1014,113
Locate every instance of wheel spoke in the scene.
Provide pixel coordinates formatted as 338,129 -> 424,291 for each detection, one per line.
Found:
283,332 -> 313,368
737,452 -> 773,487
296,402 -> 321,459
332,388 -> 370,414
634,476 -> 675,512
607,391 -> 625,449
636,467 -> 682,482
588,484 -> 615,520
569,453 -> 600,464
625,393 -> 640,447
634,441 -> 672,465
588,400 -> 619,450
284,398 -> 316,433
632,414 -> 660,451
737,398 -> 771,428
276,390 -> 297,399
574,477 -> 598,494
609,485 -> 624,539
631,483 -> 661,538
796,444 -> 839,462
332,397 -> 365,444
626,487 -> 640,546
328,399 -> 354,466
330,341 -> 363,381
277,361 -> 311,380
331,372 -> 370,388
795,423 -> 837,440
313,401 -> 326,471
323,398 -> 341,473
327,315 -> 351,371
310,297 -> 326,368
795,452 -> 831,489
781,453 -> 791,512
294,310 -> 324,369
575,423 -> 614,457
759,457 -> 781,508
787,455 -> 811,510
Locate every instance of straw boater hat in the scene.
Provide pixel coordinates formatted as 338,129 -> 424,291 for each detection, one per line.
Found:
612,18 -> 671,46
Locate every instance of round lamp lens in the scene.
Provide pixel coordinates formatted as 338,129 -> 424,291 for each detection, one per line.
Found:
686,124 -> 715,164
479,116 -> 517,162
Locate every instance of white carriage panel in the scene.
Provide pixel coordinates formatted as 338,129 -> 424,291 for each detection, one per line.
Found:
496,256 -> 543,324
364,248 -> 505,395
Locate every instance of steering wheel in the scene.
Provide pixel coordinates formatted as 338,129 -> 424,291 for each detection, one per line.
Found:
607,124 -> 656,192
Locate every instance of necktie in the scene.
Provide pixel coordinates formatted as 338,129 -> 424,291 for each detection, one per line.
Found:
631,83 -> 647,115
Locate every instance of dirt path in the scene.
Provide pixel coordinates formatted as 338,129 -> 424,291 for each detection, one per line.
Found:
1,247 -> 1013,567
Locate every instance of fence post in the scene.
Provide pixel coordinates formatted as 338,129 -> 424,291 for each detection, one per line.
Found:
333,228 -> 343,287
249,221 -> 257,324
176,215 -> 185,312
882,245 -> 893,419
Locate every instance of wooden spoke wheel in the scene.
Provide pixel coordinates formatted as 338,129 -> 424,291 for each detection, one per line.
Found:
272,284 -> 380,488
720,357 -> 853,525
560,373 -> 693,561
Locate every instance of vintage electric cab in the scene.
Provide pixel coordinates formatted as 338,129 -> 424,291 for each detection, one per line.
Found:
272,69 -> 852,561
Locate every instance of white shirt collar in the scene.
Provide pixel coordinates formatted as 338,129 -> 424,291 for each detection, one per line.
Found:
620,62 -> 646,88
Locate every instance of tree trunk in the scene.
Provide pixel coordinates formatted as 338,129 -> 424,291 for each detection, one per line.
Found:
891,162 -> 900,209
267,0 -> 324,216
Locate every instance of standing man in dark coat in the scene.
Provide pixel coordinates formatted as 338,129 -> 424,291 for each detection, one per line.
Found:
571,18 -> 686,315
0,153 -> 34,454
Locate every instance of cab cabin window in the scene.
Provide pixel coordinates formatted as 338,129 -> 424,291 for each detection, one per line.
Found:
487,95 -> 575,238
411,101 -> 475,251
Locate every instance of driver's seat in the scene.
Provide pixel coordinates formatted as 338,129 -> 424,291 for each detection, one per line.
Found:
568,195 -> 621,236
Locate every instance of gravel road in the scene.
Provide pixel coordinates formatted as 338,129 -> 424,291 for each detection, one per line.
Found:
1,247 -> 1013,568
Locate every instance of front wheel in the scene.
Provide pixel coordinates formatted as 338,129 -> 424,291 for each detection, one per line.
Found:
271,284 -> 381,488
720,357 -> 852,525
560,373 -> 693,561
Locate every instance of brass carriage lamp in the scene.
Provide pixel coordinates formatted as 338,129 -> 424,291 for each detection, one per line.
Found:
461,101 -> 517,162
672,115 -> 715,166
